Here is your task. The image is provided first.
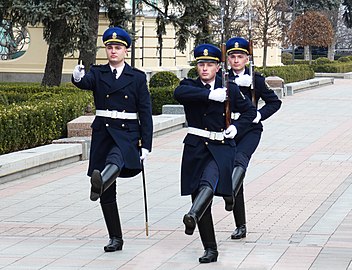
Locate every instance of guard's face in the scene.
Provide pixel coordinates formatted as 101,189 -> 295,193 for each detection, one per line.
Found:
105,44 -> 127,66
227,52 -> 249,73
197,62 -> 220,83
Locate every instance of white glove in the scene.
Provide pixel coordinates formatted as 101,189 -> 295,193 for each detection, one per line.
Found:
208,87 -> 227,102
235,74 -> 252,87
252,111 -> 262,123
223,125 -> 237,139
140,148 -> 149,161
73,64 -> 85,82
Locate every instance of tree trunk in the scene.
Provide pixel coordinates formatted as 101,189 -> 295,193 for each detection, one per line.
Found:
41,19 -> 67,87
79,0 -> 100,71
263,40 -> 268,68
328,40 -> 336,61
304,45 -> 310,61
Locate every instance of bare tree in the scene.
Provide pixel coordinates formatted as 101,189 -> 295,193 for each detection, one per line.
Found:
211,0 -> 247,45
336,4 -> 352,50
252,0 -> 282,67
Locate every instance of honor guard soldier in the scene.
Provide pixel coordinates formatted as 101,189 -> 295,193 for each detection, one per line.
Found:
72,27 -> 153,252
224,37 -> 281,239
174,44 -> 256,263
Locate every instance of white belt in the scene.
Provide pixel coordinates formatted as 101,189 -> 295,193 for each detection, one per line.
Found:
232,112 -> 240,120
188,127 -> 224,141
96,110 -> 138,120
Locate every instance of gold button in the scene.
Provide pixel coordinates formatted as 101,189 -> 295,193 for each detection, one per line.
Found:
221,128 -> 224,131
204,127 -> 208,131
122,124 -> 125,127
221,140 -> 224,144
205,142 -> 208,145
106,94 -> 109,98
124,95 -> 128,99
204,113 -> 207,116
106,123 -> 109,127
222,113 -> 225,116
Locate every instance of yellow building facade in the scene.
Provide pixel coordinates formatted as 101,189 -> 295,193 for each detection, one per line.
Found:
0,13 -> 282,83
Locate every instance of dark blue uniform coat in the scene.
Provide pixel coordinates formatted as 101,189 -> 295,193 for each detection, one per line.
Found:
174,76 -> 256,196
229,67 -> 282,168
72,63 -> 153,178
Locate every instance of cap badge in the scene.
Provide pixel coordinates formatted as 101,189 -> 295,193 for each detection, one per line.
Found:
112,32 -> 117,39
203,49 -> 208,56
235,42 -> 239,48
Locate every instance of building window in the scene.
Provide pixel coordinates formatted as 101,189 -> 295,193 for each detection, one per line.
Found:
0,20 -> 30,61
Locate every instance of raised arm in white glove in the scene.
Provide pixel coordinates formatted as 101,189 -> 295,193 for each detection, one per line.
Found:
208,87 -> 227,102
140,148 -> 150,161
235,74 -> 252,87
72,64 -> 85,82
223,124 -> 237,139
252,111 -> 262,123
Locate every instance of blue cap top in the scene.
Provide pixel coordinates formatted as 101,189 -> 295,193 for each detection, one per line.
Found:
194,44 -> 221,63
102,27 -> 131,48
226,37 -> 249,55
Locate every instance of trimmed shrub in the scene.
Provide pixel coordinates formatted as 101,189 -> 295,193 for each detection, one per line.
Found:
312,62 -> 352,73
337,56 -> 351,63
256,65 -> 315,83
187,67 -> 198,79
149,71 -> 180,88
315,57 -> 332,65
149,86 -> 179,115
0,84 -> 93,154
281,52 -> 292,65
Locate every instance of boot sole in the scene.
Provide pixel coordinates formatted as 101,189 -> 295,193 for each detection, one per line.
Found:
183,214 -> 196,235
199,257 -> 218,263
104,245 -> 123,252
231,234 -> 246,239
90,170 -> 102,201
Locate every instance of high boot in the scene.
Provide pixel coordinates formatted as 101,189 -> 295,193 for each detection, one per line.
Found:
197,203 -> 218,263
231,185 -> 247,239
231,166 -> 246,209
101,202 -> 124,252
90,164 -> 120,201
183,186 -> 213,235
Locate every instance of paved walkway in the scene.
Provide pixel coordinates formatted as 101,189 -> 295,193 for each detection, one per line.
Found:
1,79 -> 352,270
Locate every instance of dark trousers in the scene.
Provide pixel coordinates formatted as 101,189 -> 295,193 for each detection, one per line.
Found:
233,129 -> 262,226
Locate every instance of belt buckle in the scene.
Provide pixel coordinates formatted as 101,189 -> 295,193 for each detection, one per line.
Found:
209,131 -> 216,140
111,110 -> 118,119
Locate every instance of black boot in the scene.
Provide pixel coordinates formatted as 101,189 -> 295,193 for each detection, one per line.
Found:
101,202 -> 123,252
232,185 -> 246,239
198,203 -> 218,263
231,166 -> 246,209
183,186 -> 213,235
90,164 -> 120,201
231,224 -> 247,239
199,248 -> 218,263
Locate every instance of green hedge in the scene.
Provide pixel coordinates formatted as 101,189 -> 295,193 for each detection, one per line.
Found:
0,85 -> 93,154
256,65 -> 315,83
149,86 -> 178,115
312,62 -> 352,73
